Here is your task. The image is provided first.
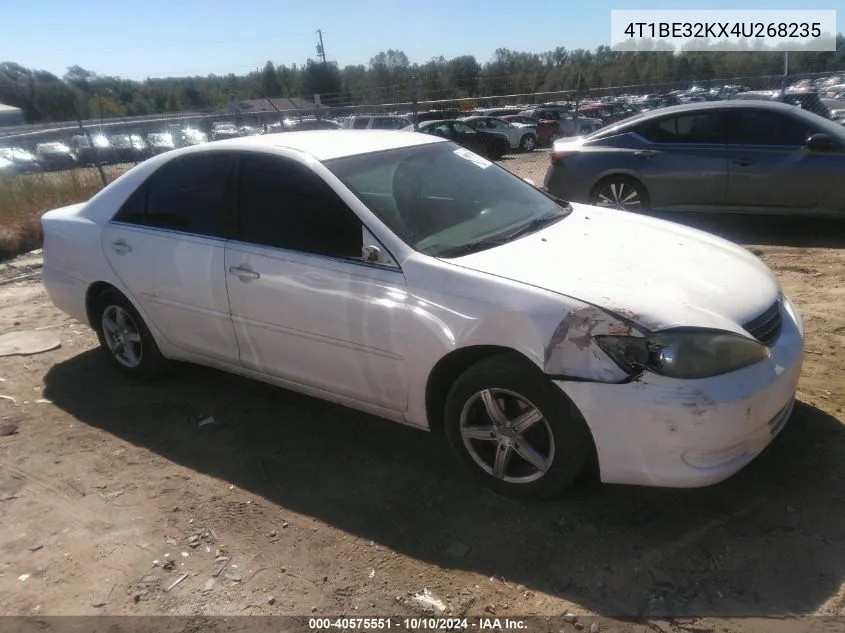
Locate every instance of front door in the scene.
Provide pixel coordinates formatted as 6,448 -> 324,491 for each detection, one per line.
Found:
724,108 -> 845,213
224,152 -> 409,411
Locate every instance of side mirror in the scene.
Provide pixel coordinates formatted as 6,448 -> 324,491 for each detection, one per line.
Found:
807,133 -> 833,152
362,245 -> 382,263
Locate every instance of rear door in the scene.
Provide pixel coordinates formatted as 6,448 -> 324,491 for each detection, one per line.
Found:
723,108 -> 844,213
101,152 -> 239,363
628,111 -> 730,211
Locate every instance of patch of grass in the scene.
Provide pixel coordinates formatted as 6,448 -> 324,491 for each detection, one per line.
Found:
0,166 -> 126,261
0,169 -> 105,225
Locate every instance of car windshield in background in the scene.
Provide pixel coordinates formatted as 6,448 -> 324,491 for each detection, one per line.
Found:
326,142 -> 570,258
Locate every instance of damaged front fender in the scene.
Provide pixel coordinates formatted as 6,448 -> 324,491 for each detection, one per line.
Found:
542,305 -> 646,383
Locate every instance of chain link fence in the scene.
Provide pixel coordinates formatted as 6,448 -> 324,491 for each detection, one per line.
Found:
1,68 -> 843,257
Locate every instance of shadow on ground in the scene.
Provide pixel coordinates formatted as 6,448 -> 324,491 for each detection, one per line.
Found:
44,351 -> 845,619
644,211 -> 845,249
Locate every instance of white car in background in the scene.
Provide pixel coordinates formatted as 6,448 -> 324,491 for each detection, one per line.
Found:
41,130 -> 803,498
340,115 -> 411,130
459,116 -> 538,152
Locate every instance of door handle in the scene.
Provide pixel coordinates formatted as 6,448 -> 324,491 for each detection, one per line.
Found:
110,240 -> 132,254
633,150 -> 656,159
228,265 -> 260,281
733,158 -> 755,167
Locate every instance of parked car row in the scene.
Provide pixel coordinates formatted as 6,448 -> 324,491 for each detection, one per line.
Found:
0,127 -> 214,173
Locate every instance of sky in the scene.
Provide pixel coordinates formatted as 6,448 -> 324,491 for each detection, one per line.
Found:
1,0 -> 843,81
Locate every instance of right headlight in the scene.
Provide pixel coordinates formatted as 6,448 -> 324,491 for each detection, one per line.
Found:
595,329 -> 771,380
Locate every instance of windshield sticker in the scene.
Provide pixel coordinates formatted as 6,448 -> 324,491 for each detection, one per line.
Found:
453,148 -> 492,169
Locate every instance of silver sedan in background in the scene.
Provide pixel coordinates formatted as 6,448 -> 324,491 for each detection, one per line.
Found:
544,101 -> 845,216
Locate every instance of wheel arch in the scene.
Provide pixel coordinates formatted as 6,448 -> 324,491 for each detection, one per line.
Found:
85,281 -> 118,329
85,281 -> 155,339
429,345 -> 602,487
425,345 -> 542,436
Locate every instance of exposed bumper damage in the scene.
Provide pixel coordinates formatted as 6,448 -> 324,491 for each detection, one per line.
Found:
542,304 -> 647,383
548,301 -> 804,488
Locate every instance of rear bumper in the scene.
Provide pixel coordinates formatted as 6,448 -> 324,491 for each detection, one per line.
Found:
43,267 -> 89,326
543,165 -> 592,202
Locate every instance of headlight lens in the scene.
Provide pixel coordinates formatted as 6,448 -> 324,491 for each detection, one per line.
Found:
595,330 -> 770,379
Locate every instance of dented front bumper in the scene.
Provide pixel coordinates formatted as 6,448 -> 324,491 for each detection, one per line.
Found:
554,300 -> 805,488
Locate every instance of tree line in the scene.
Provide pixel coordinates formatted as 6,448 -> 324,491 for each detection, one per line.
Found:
1,36 -> 844,124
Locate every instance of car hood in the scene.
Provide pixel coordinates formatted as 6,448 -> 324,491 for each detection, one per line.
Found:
442,203 -> 780,334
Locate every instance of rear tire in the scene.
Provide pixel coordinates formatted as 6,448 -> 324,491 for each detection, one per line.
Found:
93,288 -> 166,380
443,353 -> 593,499
589,175 -> 650,212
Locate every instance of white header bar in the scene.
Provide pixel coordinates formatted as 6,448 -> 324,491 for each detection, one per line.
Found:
610,10 -> 837,52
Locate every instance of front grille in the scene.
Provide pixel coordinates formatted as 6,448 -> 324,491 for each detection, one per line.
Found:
743,299 -> 783,346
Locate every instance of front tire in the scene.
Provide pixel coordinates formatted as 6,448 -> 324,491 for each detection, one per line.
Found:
94,288 -> 165,380
444,354 -> 593,499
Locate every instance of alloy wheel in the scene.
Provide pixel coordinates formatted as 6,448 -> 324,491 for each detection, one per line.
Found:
459,388 -> 555,484
595,181 -> 642,211
102,305 -> 143,368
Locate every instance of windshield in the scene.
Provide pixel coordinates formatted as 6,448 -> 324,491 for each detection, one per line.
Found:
326,142 -> 571,258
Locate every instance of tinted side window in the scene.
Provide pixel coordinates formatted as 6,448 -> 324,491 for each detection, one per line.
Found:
238,155 -> 362,259
145,153 -> 234,237
452,122 -> 477,135
113,184 -> 147,225
637,113 -> 724,143
352,118 -> 370,129
371,118 -> 398,130
727,110 -> 813,146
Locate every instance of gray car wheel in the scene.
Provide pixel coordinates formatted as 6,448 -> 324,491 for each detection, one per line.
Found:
590,176 -> 649,212
519,134 -> 536,152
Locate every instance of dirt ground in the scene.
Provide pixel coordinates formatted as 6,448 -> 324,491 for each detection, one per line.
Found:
1,157 -> 844,632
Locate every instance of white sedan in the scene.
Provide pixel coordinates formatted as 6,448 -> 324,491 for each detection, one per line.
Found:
41,130 -> 804,499
459,116 -> 538,152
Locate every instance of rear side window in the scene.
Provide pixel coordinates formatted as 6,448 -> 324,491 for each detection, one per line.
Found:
145,154 -> 234,237
111,153 -> 234,237
371,118 -> 397,130
637,113 -> 725,144
237,154 -> 362,259
113,184 -> 147,225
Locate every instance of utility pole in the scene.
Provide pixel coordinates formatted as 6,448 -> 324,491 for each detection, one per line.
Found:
781,51 -> 789,92
316,29 -> 327,66
411,76 -> 419,131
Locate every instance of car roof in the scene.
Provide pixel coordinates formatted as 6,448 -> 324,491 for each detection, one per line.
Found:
595,99 -> 809,130
171,130 -> 444,161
